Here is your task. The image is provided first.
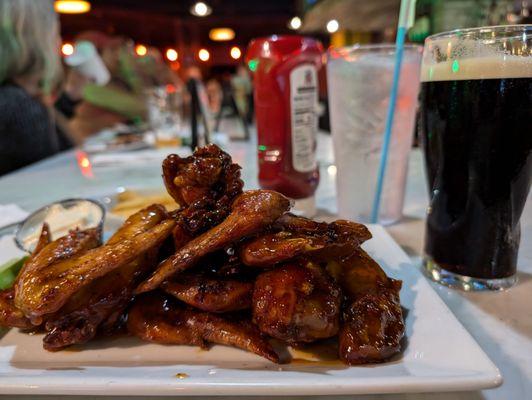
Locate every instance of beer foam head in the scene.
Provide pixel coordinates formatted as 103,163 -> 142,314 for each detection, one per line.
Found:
421,56 -> 532,82
421,37 -> 532,82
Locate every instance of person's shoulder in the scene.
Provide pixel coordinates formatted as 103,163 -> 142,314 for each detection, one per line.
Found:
0,84 -> 34,109
0,83 -> 31,98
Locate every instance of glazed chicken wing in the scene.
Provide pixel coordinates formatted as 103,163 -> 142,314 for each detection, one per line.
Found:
163,144 -> 244,235
0,224 -> 51,329
161,273 -> 252,313
42,205 -> 168,350
0,289 -> 33,329
329,248 -> 405,364
14,227 -> 102,325
15,219 -> 175,321
252,263 -> 341,343
127,292 -> 280,363
136,190 -> 291,293
339,280 -> 404,365
326,247 -> 389,299
241,216 -> 371,267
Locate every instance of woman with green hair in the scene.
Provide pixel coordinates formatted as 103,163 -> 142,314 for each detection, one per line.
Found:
0,0 -> 78,175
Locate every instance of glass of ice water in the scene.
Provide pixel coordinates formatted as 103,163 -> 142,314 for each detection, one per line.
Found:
146,85 -> 184,147
327,44 -> 422,225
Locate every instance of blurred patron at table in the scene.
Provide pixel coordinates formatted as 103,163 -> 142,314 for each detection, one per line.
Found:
68,33 -> 147,137
0,0 -> 90,176
231,65 -> 253,123
69,33 -> 184,138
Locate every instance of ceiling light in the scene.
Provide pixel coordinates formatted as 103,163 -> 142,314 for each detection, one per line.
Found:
326,19 -> 339,33
166,48 -> 178,62
288,16 -> 302,30
135,44 -> 147,56
230,46 -> 241,60
198,48 -> 210,62
54,1 -> 91,14
209,28 -> 235,42
190,2 -> 212,17
61,43 -> 74,56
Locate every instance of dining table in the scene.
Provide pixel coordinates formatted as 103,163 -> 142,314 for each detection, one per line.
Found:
0,131 -> 530,400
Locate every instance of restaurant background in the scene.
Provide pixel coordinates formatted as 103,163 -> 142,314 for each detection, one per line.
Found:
29,0 -> 532,151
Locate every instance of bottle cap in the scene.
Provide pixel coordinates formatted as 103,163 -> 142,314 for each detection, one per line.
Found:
291,195 -> 316,218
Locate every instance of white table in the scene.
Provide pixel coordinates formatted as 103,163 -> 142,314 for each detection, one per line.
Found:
0,133 -> 530,400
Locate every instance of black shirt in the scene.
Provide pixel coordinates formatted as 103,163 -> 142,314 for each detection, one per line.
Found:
0,84 -> 60,176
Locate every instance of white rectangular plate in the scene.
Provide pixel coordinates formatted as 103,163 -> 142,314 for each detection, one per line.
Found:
0,226 -> 501,396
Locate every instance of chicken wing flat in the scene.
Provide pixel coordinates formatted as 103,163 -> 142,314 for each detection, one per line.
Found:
0,224 -> 52,329
15,219 -> 175,321
161,273 -> 252,313
241,231 -> 327,267
163,144 -> 244,235
241,218 -> 371,267
339,280 -> 404,365
128,292 -> 280,363
136,190 -> 291,293
14,227 -> 102,325
252,262 -> 341,344
42,205 -> 168,350
276,213 -> 372,241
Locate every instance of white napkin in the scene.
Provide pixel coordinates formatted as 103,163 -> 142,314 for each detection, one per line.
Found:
0,204 -> 28,264
0,235 -> 25,264
0,204 -> 28,228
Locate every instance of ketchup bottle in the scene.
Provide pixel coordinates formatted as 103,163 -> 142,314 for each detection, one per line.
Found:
247,35 -> 323,216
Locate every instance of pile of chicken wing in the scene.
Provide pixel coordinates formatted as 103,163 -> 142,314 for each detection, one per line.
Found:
0,144 -> 404,365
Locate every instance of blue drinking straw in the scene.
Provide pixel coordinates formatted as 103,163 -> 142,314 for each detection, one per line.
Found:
370,0 -> 417,223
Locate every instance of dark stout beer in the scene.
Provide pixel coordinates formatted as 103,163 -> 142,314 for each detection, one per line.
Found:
419,57 -> 531,282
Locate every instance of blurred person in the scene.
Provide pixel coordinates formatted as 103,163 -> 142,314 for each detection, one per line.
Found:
206,78 -> 223,115
0,0 -> 87,175
69,35 -> 148,137
231,65 -> 252,122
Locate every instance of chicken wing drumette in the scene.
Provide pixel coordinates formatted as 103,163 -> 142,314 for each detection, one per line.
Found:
329,248 -> 404,365
252,262 -> 341,344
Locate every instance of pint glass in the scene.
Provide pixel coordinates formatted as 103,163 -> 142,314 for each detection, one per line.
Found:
419,25 -> 531,290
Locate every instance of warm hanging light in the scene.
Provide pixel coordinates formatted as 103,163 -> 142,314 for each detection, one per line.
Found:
230,46 -> 241,60
54,1 -> 91,14
135,44 -> 147,56
61,43 -> 74,56
326,19 -> 339,33
198,48 -> 210,62
166,48 -> 178,62
209,28 -> 235,42
288,16 -> 302,30
190,2 -> 212,17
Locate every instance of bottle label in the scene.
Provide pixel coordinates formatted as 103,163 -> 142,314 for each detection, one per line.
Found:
290,64 -> 318,173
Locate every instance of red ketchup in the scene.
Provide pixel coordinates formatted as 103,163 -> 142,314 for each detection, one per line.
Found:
247,35 -> 323,216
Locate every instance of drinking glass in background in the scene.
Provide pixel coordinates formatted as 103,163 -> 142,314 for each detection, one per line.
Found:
64,41 -> 110,86
418,25 -> 531,291
146,85 -> 184,147
327,45 -> 422,225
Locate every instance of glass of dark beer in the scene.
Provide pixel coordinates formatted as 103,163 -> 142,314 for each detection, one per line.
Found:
418,25 -> 531,291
